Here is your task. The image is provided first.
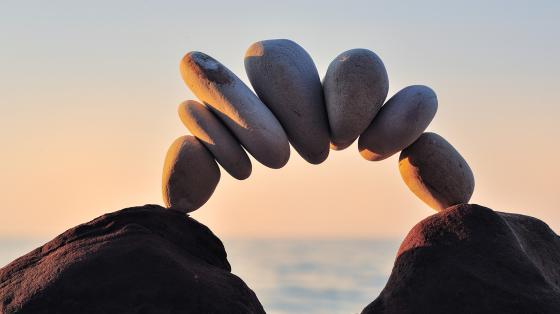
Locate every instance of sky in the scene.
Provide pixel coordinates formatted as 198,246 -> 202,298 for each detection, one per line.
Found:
1,1 -> 559,240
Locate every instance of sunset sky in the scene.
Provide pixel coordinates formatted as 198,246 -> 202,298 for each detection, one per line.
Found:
1,1 -> 559,240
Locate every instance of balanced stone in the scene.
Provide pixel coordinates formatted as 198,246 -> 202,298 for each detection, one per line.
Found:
399,132 -> 475,211
359,85 -> 437,161
178,100 -> 252,180
162,135 -> 220,213
324,48 -> 389,150
180,51 -> 290,169
244,39 -> 330,164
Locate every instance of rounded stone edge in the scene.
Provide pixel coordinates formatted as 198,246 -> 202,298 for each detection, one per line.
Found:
244,39 -> 330,165
358,85 -> 438,161
324,48 -> 389,150
398,132 -> 475,211
180,51 -> 291,170
162,135 -> 221,213
178,100 -> 252,180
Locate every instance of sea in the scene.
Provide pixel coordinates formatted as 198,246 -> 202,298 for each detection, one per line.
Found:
0,238 -> 400,314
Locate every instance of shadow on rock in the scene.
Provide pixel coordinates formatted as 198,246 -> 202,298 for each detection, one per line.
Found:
0,205 -> 265,314
363,204 -> 560,314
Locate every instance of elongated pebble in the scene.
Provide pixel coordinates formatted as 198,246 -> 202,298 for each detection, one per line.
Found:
359,85 -> 437,161
399,132 -> 475,211
324,48 -> 389,150
180,51 -> 290,169
162,135 -> 220,213
245,39 -> 330,164
178,100 -> 252,180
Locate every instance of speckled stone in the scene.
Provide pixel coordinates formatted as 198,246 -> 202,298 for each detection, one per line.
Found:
180,51 -> 290,169
245,39 -> 330,164
162,135 -> 220,213
178,100 -> 251,180
324,48 -> 389,150
399,132 -> 475,211
359,85 -> 437,161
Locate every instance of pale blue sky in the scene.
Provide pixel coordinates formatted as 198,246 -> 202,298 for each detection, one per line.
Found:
1,1 -> 559,238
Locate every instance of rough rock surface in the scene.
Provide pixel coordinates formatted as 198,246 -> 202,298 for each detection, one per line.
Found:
0,205 -> 265,314
362,204 -> 560,314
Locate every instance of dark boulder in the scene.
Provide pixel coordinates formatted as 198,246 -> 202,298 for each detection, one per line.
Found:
0,205 -> 265,314
363,204 -> 560,314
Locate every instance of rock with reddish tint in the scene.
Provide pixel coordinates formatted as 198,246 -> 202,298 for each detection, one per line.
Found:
362,204 -> 560,314
0,205 -> 265,314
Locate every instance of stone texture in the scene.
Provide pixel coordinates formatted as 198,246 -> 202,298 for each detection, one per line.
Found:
245,39 -> 330,164
362,204 -> 560,314
0,205 -> 265,314
178,100 -> 252,180
359,85 -> 437,161
324,49 -> 389,150
162,135 -> 220,213
181,51 -> 290,169
399,132 -> 474,211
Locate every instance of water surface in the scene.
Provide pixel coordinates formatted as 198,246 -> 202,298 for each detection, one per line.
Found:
225,238 -> 399,314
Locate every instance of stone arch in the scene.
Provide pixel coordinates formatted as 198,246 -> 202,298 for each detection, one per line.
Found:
163,39 -> 475,214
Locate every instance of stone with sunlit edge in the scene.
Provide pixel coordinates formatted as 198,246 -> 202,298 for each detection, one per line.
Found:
244,39 -> 330,164
180,51 -> 290,169
399,132 -> 474,211
359,85 -> 438,161
362,204 -> 560,313
178,100 -> 251,180
162,135 -> 220,213
324,48 -> 389,150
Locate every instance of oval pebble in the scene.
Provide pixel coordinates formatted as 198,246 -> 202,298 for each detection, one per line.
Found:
245,39 -> 330,164
399,132 -> 475,211
324,48 -> 389,150
359,85 -> 437,161
178,100 -> 252,180
162,135 -> 220,213
180,51 -> 290,169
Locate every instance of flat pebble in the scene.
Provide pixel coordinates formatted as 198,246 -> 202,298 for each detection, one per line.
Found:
359,85 -> 437,161
180,51 -> 290,169
324,48 -> 389,150
162,135 -> 220,213
399,132 -> 475,211
178,100 -> 252,180
245,39 -> 330,164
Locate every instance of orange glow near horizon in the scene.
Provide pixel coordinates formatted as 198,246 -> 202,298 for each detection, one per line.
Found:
1,1 -> 559,240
